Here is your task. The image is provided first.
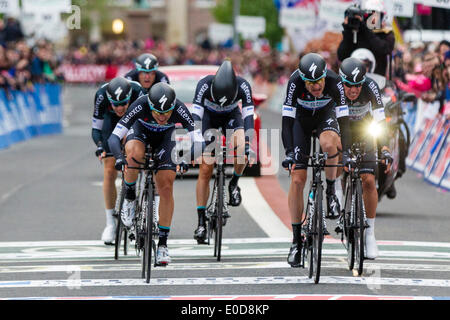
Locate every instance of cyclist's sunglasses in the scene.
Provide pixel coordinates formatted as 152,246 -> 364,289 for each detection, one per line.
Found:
305,77 -> 325,86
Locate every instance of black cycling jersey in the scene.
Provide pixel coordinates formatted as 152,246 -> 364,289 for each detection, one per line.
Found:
124,69 -> 170,91
108,95 -> 203,163
281,69 -> 347,161
191,75 -> 255,140
338,76 -> 388,152
91,80 -> 146,152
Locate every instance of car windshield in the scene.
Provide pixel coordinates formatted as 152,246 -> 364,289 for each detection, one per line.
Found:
170,79 -> 197,104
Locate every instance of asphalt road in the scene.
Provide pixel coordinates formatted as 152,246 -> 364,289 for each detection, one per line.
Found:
0,84 -> 449,300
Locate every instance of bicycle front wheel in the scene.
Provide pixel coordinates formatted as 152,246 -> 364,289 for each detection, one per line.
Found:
310,185 -> 323,284
215,167 -> 224,262
354,178 -> 365,276
144,186 -> 155,283
344,176 -> 355,271
114,183 -> 127,260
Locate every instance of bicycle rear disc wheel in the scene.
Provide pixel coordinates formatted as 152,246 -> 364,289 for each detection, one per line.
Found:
354,179 -> 365,276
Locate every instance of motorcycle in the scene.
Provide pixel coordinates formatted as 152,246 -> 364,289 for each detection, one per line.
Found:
373,76 -> 417,201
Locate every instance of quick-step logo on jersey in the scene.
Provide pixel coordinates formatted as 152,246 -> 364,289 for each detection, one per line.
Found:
348,102 -> 372,121
204,99 -> 238,113
296,97 -> 332,110
138,119 -> 175,132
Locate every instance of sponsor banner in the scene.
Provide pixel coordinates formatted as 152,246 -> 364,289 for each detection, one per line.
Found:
0,84 -> 62,151
406,118 -> 435,169
58,64 -> 134,83
412,116 -> 446,172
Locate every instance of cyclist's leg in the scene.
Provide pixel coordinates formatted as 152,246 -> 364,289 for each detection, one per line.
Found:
120,125 -> 146,227
228,120 -> 246,206
101,156 -> 118,243
360,146 -> 378,259
318,111 -> 341,218
154,132 -> 177,264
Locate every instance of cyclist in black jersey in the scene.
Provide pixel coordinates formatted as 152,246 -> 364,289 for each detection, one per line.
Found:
281,53 -> 348,267
108,82 -> 204,265
191,60 -> 256,244
91,76 -> 146,245
337,57 -> 392,259
124,53 -> 170,92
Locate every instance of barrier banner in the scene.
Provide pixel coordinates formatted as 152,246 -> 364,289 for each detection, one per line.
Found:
0,84 -> 63,150
406,118 -> 436,169
425,127 -> 450,189
424,120 -> 450,179
58,64 -> 134,83
412,116 -> 447,172
440,160 -> 450,191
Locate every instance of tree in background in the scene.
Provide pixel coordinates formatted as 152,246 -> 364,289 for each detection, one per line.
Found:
212,0 -> 283,48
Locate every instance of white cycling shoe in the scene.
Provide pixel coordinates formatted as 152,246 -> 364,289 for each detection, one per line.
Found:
121,199 -> 136,228
101,222 -> 116,245
156,245 -> 171,266
365,232 -> 379,259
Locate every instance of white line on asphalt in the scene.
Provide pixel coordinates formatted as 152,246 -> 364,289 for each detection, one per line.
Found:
1,261 -> 450,274
0,276 -> 448,288
240,178 -> 291,238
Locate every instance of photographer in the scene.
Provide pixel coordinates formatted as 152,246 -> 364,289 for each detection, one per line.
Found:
337,1 -> 395,77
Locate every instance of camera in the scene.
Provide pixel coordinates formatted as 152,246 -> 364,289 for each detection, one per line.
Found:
345,5 -> 363,30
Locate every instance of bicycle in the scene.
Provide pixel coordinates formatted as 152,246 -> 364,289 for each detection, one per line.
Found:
338,142 -> 378,276
203,130 -> 240,262
126,147 -> 159,284
283,131 -> 340,284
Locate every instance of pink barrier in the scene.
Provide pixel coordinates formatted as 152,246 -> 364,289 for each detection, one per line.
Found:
58,64 -> 134,83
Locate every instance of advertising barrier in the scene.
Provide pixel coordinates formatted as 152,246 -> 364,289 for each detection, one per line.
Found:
58,64 -> 133,83
0,83 -> 62,150
406,98 -> 450,191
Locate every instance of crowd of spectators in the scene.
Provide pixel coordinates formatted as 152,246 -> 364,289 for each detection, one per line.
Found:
393,40 -> 450,117
62,38 -> 299,84
0,16 -> 63,93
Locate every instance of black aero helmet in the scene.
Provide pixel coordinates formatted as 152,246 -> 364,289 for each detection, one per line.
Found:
339,57 -> 367,86
148,82 -> 176,113
106,77 -> 132,106
135,53 -> 158,72
211,60 -> 238,106
298,53 -> 327,82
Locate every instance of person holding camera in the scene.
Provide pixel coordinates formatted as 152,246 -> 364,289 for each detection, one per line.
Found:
337,0 -> 395,77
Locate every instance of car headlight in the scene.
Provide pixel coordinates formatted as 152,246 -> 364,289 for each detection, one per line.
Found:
368,121 -> 382,137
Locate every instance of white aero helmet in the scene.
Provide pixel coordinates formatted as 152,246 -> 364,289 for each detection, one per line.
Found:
351,48 -> 376,73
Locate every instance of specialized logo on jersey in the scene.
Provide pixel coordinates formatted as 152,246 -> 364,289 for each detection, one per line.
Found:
114,87 -> 123,101
219,96 -> 227,107
159,94 -> 168,110
351,67 -> 360,83
309,63 -> 317,79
